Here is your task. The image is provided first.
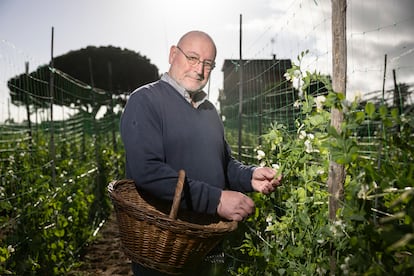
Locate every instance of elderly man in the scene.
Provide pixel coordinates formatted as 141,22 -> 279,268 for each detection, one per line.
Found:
120,30 -> 282,276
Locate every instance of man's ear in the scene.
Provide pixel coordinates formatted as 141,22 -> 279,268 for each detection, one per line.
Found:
168,46 -> 177,65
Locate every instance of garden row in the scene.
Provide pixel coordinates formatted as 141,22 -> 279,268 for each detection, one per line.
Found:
0,119 -> 124,275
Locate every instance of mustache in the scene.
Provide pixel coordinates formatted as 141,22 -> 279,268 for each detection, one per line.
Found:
186,72 -> 205,81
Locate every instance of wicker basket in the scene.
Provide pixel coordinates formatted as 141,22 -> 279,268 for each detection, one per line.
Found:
108,170 -> 238,275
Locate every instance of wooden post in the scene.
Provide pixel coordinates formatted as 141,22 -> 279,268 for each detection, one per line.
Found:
329,0 -> 347,273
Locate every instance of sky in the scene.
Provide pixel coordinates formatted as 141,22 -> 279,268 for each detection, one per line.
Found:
1,0 -> 413,122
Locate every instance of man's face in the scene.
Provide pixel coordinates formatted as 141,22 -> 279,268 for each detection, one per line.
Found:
168,35 -> 216,93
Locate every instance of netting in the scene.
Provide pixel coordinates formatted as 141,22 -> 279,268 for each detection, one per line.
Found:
0,0 -> 413,273
219,0 -> 413,163
0,39 -> 122,274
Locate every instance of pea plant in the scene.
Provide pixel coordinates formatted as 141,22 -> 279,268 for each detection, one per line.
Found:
228,53 -> 414,275
0,132 -> 123,275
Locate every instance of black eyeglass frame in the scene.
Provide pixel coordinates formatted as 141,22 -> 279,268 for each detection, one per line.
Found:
176,46 -> 216,71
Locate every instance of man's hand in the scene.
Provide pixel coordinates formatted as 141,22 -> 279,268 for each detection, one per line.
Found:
251,167 -> 282,194
217,190 -> 255,221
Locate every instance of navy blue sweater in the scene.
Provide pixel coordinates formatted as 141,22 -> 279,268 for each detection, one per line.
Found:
120,80 -> 254,214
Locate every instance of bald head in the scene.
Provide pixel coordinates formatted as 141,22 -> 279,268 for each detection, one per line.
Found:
168,30 -> 217,93
177,31 -> 217,59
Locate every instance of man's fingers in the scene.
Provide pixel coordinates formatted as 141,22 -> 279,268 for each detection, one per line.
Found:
218,191 -> 255,221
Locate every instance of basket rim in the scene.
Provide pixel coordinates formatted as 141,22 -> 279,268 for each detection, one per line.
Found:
108,179 -> 238,233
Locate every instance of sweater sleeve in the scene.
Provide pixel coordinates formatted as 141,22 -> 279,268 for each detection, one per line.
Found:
225,142 -> 256,192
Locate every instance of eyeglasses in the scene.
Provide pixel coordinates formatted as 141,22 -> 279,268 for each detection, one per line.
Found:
176,46 -> 215,71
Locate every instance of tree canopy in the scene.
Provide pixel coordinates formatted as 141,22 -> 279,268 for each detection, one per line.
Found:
7,46 -> 160,113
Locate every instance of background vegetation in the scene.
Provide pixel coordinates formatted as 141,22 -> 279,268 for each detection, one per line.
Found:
0,46 -> 154,275
224,63 -> 414,275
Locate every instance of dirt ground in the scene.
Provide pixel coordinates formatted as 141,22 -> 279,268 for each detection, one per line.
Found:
68,211 -> 133,276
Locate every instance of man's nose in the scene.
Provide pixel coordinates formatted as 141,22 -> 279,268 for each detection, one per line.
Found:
194,61 -> 205,75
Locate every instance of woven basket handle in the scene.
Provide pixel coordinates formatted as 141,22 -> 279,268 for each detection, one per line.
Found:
169,169 -> 185,219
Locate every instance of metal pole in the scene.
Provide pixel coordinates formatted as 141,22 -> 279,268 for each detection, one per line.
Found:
382,54 -> 387,104
25,62 -> 33,146
238,14 -> 243,160
107,61 -> 117,152
89,57 -> 102,189
49,26 -> 56,186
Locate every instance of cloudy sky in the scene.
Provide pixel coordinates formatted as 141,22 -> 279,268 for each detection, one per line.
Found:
1,0 -> 413,121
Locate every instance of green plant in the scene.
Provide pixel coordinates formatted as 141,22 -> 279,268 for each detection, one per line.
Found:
0,129 -> 124,275
228,53 -> 414,275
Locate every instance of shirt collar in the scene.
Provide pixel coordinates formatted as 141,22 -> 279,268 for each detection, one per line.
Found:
161,73 -> 207,108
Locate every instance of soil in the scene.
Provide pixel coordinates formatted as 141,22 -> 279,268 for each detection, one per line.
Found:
68,211 -> 133,276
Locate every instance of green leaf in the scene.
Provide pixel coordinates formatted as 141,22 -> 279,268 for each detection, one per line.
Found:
379,105 -> 388,119
54,229 -> 65,238
297,187 -> 307,203
308,114 -> 327,127
327,125 -> 341,138
365,102 -> 376,119
390,108 -> 399,119
355,111 -> 365,123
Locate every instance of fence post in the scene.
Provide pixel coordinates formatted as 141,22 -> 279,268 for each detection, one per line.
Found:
49,27 -> 56,186
107,61 -> 117,152
25,62 -> 33,147
393,69 -> 402,113
238,14 -> 243,160
329,0 -> 347,273
382,54 -> 387,104
88,57 -> 99,165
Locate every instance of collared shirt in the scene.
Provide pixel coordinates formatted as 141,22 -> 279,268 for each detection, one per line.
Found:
161,73 -> 207,108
